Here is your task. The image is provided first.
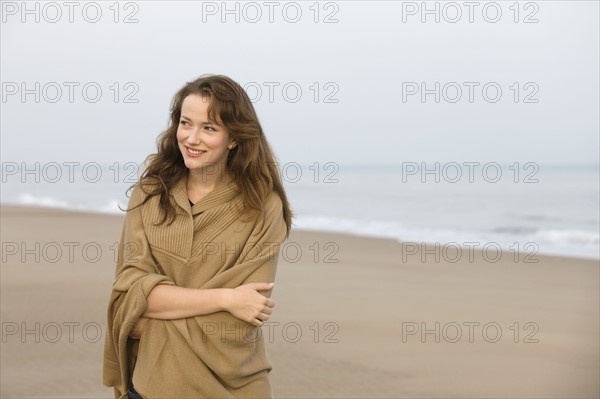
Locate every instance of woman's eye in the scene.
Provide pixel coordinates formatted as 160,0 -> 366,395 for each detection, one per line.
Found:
179,120 -> 188,126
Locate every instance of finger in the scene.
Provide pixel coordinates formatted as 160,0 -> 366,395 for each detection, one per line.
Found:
264,299 -> 275,308
262,306 -> 273,315
256,282 -> 275,291
241,282 -> 261,290
257,313 -> 270,322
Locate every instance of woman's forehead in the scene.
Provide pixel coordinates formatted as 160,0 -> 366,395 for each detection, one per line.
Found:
181,94 -> 222,124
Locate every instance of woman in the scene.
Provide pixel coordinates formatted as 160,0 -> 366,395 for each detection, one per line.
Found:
102,74 -> 293,399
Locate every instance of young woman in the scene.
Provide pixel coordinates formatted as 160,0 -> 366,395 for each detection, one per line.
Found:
103,74 -> 293,399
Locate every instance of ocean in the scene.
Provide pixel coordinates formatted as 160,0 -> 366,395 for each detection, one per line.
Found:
2,162 -> 598,261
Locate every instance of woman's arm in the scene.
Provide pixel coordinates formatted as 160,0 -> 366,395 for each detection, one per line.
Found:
142,285 -> 230,320
129,285 -> 230,339
129,282 -> 276,338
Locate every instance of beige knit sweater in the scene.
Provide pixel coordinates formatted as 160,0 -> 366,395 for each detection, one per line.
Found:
102,173 -> 287,398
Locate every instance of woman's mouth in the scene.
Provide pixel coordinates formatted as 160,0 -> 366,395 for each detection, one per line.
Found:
186,147 -> 206,157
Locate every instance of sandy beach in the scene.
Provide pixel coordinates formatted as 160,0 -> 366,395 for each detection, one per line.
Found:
1,204 -> 598,398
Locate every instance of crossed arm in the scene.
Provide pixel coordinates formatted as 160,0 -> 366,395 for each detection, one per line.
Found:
129,282 -> 276,339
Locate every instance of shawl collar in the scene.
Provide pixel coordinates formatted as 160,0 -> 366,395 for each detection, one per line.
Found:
170,172 -> 240,216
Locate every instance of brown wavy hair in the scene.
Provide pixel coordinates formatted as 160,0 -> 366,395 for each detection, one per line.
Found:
121,74 -> 293,239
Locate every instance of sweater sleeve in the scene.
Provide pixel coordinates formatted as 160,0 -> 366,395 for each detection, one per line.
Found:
102,184 -> 176,399
202,190 -> 288,298
236,191 -> 288,297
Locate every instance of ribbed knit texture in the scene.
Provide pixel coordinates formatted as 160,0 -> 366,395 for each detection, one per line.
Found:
142,176 -> 245,263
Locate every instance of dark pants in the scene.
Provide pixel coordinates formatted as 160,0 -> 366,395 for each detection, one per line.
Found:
128,380 -> 144,399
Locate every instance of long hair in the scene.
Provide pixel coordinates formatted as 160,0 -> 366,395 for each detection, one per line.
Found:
121,74 -> 293,239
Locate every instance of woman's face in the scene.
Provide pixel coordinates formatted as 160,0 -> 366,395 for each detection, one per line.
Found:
176,94 -> 235,174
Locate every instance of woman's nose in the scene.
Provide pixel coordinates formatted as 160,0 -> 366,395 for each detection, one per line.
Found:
187,130 -> 202,144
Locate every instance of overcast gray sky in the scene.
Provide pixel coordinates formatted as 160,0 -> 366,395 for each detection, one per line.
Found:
1,1 -> 598,166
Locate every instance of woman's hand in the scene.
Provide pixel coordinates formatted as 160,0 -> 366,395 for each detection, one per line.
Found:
129,317 -> 149,339
224,283 -> 275,327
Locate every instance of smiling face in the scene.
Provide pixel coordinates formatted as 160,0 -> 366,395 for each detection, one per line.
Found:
176,94 -> 236,176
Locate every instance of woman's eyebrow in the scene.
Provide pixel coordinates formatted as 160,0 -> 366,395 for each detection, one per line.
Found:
180,114 -> 218,125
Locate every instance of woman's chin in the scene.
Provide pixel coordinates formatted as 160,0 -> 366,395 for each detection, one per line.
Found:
184,158 -> 207,168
